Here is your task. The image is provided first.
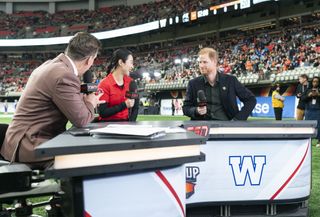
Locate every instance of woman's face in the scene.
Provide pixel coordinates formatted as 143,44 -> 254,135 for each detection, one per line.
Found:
120,55 -> 134,76
312,78 -> 319,88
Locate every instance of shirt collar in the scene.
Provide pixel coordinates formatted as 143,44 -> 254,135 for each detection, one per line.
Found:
65,55 -> 79,76
108,73 -> 131,87
203,73 -> 220,85
108,73 -> 117,86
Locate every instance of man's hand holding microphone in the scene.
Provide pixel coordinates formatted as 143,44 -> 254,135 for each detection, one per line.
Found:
196,90 -> 207,116
81,71 -> 105,108
84,92 -> 105,108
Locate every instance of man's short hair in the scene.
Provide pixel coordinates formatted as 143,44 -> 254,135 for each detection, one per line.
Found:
299,74 -> 308,80
65,32 -> 101,61
198,47 -> 218,62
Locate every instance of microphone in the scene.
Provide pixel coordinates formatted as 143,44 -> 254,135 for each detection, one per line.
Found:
125,80 -> 139,99
81,71 -> 98,94
83,71 -> 93,83
197,90 -> 207,107
126,80 -> 138,120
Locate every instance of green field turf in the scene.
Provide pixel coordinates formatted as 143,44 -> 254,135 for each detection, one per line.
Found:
0,115 -> 319,216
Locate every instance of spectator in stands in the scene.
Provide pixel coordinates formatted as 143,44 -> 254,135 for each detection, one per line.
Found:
272,83 -> 285,121
183,47 -> 256,120
295,74 -> 309,120
302,76 -> 320,147
98,48 -> 139,122
0,32 -> 103,169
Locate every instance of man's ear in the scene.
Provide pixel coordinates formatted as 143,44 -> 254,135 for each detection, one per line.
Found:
83,57 -> 90,66
86,56 -> 94,65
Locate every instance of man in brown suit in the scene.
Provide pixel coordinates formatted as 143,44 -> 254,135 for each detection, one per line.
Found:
0,32 -> 103,169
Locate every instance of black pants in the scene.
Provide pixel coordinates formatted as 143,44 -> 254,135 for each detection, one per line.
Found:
274,108 -> 283,120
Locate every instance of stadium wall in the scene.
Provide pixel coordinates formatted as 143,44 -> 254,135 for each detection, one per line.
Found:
55,0 -> 88,11
0,2 -> 5,12
13,2 -> 48,11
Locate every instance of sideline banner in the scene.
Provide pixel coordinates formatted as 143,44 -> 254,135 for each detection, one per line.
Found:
238,96 -> 297,118
160,99 -> 184,116
186,139 -> 311,204
0,102 -> 18,113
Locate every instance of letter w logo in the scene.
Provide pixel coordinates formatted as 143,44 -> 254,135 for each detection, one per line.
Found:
229,156 -> 266,186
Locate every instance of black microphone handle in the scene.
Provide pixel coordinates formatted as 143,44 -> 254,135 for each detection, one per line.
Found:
83,71 -> 93,83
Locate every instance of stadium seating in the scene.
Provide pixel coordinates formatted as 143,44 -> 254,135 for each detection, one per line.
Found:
0,0 -> 219,39
1,6 -> 320,94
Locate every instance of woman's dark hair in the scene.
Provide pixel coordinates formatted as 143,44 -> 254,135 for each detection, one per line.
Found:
272,83 -> 280,91
106,48 -> 132,74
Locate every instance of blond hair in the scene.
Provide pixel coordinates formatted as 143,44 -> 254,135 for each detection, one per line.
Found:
198,47 -> 218,62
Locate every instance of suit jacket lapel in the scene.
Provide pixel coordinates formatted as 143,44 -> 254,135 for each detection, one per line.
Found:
218,74 -> 232,119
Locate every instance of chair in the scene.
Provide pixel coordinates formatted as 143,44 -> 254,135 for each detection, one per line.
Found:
0,124 -> 8,148
0,122 -> 62,217
0,124 -> 9,165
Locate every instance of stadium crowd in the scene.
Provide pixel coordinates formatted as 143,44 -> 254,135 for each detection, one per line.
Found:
1,19 -> 320,93
0,0 -> 225,39
130,22 -> 320,85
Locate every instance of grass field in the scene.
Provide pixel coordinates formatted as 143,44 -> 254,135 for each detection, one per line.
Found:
0,115 -> 319,216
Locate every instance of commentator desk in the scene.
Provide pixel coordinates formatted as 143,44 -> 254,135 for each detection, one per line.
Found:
36,120 -> 316,217
35,123 -> 205,217
126,120 -> 317,217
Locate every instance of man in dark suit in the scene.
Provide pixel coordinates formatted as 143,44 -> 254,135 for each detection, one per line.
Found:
183,48 -> 256,120
1,32 -> 104,169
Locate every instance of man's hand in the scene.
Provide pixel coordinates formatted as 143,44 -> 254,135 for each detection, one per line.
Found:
312,89 -> 319,97
197,106 -> 207,116
84,93 -> 105,108
125,99 -> 135,108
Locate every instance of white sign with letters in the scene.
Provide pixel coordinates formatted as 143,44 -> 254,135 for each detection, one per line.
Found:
186,139 -> 311,203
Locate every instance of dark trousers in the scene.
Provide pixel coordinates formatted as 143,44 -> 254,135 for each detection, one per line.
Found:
274,108 -> 283,120
305,109 -> 320,140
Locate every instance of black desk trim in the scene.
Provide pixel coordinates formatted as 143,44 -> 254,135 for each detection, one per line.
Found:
208,134 -> 315,139
36,133 -> 205,158
186,195 -> 310,207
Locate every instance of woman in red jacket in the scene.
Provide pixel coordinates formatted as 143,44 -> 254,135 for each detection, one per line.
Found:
98,48 -> 138,121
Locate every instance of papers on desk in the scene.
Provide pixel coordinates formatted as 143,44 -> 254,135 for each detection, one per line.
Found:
90,125 -> 186,139
54,125 -> 197,170
90,125 -> 165,139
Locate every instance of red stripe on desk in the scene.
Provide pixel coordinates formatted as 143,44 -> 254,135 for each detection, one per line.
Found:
155,170 -> 186,217
84,211 -> 92,217
270,142 -> 310,200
